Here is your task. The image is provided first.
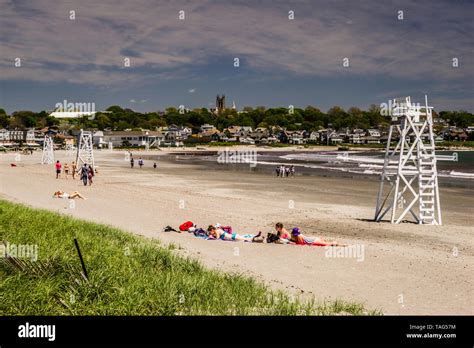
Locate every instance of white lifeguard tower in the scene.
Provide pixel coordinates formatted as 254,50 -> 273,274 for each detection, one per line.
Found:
374,96 -> 456,225
41,135 -> 54,164
75,130 -> 95,171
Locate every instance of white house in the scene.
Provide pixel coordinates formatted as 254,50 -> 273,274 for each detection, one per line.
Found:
103,131 -> 164,147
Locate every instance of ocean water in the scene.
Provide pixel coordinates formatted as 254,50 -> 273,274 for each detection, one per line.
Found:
160,150 -> 474,188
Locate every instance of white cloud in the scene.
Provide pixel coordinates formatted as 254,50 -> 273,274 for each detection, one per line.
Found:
0,0 -> 472,91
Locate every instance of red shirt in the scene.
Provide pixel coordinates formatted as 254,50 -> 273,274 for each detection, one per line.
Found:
55,162 -> 62,170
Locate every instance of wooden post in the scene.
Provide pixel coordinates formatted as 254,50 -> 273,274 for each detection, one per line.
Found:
74,238 -> 89,280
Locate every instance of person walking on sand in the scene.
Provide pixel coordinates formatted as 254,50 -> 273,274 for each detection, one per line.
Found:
290,165 -> 295,176
87,165 -> 94,185
80,163 -> 89,186
275,166 -> 280,177
63,163 -> 69,179
153,162 -> 157,169
71,161 -> 77,180
55,160 -> 62,179
130,157 -> 134,168
138,158 -> 144,168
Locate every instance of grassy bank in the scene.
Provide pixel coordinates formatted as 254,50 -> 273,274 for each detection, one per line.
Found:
0,200 -> 378,315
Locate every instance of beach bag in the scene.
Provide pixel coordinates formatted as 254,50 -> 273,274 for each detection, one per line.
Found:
179,221 -> 194,231
266,233 -> 279,243
193,228 -> 208,237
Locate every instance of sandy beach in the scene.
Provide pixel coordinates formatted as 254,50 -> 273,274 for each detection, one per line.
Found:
1,149 -> 473,315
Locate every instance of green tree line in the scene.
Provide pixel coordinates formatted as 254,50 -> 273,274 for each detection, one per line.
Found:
0,106 -> 473,132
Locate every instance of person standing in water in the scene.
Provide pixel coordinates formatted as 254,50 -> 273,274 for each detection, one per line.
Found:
55,160 -> 62,179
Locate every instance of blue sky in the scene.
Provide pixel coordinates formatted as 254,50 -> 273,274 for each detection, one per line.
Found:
0,0 -> 473,113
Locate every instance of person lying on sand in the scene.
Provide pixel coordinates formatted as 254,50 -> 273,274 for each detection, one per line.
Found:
53,190 -> 86,200
275,222 -> 290,244
207,225 -> 262,242
289,227 -> 346,246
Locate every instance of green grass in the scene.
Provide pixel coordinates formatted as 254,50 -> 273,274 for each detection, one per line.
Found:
437,141 -> 474,148
0,200 -> 379,316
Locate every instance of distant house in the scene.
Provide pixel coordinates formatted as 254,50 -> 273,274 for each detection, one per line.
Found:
309,131 -> 320,142
348,133 -> 363,144
249,127 -> 268,143
49,111 -> 96,119
367,129 -> 381,138
0,129 -> 37,146
165,124 -> 189,143
278,130 -> 290,144
239,137 -> 255,145
225,126 -> 241,137
103,130 -> 164,147
210,131 -> 226,142
328,131 -> 344,144
288,131 -> 305,144
236,126 -> 252,138
363,136 -> 381,144
92,131 -> 105,147
199,124 -> 216,134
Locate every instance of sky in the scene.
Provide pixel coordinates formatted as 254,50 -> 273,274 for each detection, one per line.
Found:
0,0 -> 473,113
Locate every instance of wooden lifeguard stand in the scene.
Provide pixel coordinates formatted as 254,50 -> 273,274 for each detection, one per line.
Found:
374,96 -> 456,225
75,130 -> 95,171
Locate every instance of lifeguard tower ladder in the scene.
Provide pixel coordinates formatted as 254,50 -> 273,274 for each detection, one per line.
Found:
41,135 -> 54,164
374,96 -> 456,225
75,129 -> 95,171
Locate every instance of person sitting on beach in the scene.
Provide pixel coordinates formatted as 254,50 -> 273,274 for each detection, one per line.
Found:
207,225 -> 262,242
289,227 -> 345,246
53,190 -> 86,200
